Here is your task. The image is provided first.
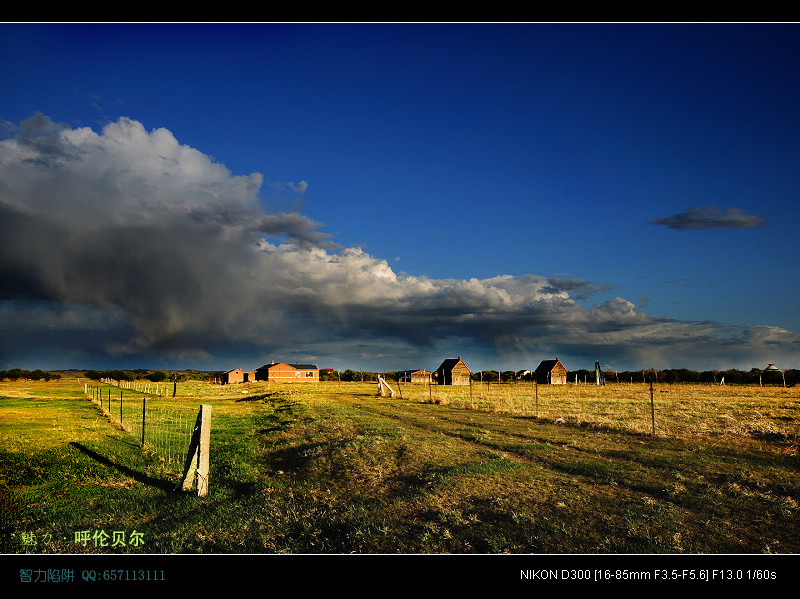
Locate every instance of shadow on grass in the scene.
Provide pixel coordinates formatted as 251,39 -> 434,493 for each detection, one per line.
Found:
236,392 -> 297,403
69,442 -> 180,493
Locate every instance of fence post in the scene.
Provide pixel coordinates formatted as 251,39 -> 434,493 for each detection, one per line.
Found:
650,381 -> 655,435
120,391 -> 123,425
141,397 -> 146,447
181,404 -> 212,497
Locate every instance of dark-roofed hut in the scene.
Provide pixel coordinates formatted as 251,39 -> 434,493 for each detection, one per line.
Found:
534,359 -> 568,385
435,357 -> 471,385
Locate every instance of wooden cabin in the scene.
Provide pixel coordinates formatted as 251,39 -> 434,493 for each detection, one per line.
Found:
435,357 -> 471,385
534,359 -> 568,384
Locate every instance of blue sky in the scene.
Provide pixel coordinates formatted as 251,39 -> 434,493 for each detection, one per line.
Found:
1,22 -> 799,374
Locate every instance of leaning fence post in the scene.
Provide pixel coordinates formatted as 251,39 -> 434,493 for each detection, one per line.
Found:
181,404 -> 212,497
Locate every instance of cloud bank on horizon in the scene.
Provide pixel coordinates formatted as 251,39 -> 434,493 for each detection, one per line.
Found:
1,113 -> 798,372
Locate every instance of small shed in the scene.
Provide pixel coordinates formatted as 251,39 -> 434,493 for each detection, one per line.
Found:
397,370 -> 431,383
435,357 -> 471,385
410,369 -> 433,383
222,368 -> 245,385
534,359 -> 568,385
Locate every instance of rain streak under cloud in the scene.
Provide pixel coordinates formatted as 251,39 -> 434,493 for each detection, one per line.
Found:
1,113 -> 798,372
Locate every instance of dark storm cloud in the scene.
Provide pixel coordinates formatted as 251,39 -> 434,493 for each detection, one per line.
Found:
1,114 -> 797,370
546,277 -> 616,301
257,212 -> 339,249
0,113 -> 319,358
650,206 -> 765,230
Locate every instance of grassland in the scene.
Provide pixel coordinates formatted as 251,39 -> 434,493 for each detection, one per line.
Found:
1,377 -> 798,556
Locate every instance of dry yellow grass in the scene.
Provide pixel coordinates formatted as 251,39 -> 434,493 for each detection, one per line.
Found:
62,376 -> 800,452
137,377 -> 799,444
386,380 -> 799,443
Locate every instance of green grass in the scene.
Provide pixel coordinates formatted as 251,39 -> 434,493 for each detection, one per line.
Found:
1,378 -> 798,554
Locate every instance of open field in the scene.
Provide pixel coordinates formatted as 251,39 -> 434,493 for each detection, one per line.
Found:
1,377 -> 798,556
395,378 -> 800,441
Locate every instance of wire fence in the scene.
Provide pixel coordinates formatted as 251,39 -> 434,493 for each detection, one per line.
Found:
389,379 -> 800,445
83,382 -> 198,475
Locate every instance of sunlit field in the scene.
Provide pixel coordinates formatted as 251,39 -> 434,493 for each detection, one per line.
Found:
394,379 -> 799,442
73,376 -> 800,463
2,375 -> 798,556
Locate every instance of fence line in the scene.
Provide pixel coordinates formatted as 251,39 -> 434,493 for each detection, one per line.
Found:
389,379 -> 799,444
99,378 -> 171,396
82,382 -> 201,477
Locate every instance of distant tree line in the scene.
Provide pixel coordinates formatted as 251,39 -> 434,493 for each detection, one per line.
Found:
84,369 -> 167,382
4,365 -> 796,387
320,369 -> 379,382
384,368 -> 797,386
0,368 -> 62,381
570,367 -> 798,387
82,369 -> 207,383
